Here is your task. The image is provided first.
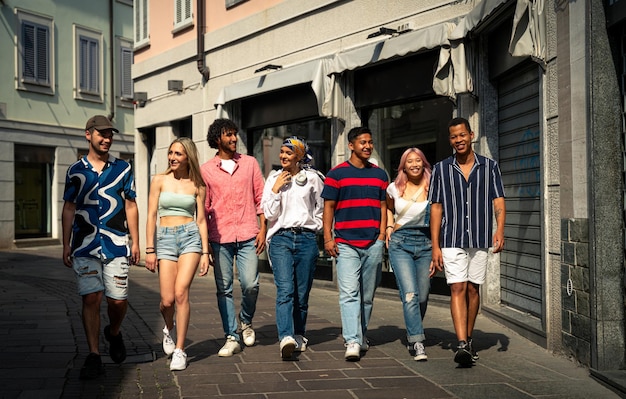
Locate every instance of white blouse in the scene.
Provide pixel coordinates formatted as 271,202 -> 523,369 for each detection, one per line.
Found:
261,168 -> 324,241
387,182 -> 429,226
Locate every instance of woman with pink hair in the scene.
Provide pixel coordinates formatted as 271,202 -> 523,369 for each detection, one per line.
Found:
385,147 -> 433,361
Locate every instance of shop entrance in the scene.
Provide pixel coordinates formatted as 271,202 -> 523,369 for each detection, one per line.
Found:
14,145 -> 54,238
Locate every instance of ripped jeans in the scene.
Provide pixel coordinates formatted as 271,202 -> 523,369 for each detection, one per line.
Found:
72,256 -> 130,300
387,227 -> 431,343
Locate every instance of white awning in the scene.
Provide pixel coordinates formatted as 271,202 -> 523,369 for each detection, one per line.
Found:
449,0 -> 509,40
509,0 -> 546,63
215,58 -> 333,118
327,23 -> 456,75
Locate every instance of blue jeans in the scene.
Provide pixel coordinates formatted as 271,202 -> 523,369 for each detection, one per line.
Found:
211,238 -> 259,340
387,227 -> 431,343
335,240 -> 383,345
268,230 -> 318,340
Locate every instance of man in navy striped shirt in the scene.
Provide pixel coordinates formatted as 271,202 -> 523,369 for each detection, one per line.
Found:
429,117 -> 506,367
322,127 -> 388,361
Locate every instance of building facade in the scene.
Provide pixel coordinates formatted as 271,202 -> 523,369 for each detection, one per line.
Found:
132,0 -> 625,384
0,0 -> 135,248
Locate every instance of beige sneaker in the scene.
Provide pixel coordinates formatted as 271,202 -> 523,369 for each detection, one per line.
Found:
344,342 -> 361,361
218,336 -> 242,357
240,321 -> 256,347
280,336 -> 297,360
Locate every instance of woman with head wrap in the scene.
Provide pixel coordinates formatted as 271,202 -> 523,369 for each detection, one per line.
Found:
261,136 -> 324,360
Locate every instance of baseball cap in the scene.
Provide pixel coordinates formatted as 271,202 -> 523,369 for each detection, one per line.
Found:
85,115 -> 119,133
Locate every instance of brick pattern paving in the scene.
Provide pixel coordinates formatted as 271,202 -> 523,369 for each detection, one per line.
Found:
0,246 -> 621,399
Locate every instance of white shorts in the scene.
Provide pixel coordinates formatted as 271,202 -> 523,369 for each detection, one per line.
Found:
442,248 -> 488,285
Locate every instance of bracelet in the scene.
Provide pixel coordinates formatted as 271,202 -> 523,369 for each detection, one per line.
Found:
146,246 -> 155,249
386,226 -> 394,229
202,252 -> 210,255
324,239 -> 333,244
146,251 -> 155,254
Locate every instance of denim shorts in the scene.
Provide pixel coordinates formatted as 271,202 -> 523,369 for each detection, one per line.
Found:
73,256 -> 130,300
156,221 -> 202,261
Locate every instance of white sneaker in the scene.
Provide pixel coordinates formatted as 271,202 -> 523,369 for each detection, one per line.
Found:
280,336 -> 297,360
294,335 -> 308,352
344,342 -> 361,361
162,326 -> 175,356
218,336 -> 242,357
241,321 -> 256,347
413,342 -> 428,361
169,348 -> 187,371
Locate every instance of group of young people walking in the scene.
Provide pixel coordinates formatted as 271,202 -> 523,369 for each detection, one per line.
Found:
62,115 -> 505,379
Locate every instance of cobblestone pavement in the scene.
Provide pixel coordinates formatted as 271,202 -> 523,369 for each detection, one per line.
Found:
0,246 -> 620,398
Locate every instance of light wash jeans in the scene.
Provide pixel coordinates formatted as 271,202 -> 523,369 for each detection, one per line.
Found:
211,238 -> 259,341
335,240 -> 383,345
387,227 -> 431,343
268,229 -> 318,340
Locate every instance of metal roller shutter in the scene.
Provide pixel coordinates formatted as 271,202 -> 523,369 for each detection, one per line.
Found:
497,62 -> 543,319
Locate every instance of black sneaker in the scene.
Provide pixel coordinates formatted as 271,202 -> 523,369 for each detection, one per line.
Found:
80,353 -> 104,380
454,341 -> 473,366
104,325 -> 126,363
467,337 -> 479,362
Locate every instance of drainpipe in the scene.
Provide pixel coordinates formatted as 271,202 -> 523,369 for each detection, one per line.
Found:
196,0 -> 210,81
108,0 -> 115,121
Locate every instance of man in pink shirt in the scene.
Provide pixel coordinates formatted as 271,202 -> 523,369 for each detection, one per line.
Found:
200,118 -> 267,357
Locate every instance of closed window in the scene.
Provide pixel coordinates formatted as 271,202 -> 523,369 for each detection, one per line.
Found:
119,40 -> 133,101
16,9 -> 54,94
79,36 -> 99,94
74,26 -> 102,101
173,0 -> 193,32
134,0 -> 149,48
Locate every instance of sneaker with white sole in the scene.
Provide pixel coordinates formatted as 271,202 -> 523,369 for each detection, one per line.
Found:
241,321 -> 256,347
454,340 -> 473,366
413,341 -> 428,361
467,337 -> 479,362
344,342 -> 361,361
280,336 -> 297,360
218,336 -> 242,357
362,338 -> 370,352
169,348 -> 187,371
162,326 -> 175,356
294,335 -> 308,352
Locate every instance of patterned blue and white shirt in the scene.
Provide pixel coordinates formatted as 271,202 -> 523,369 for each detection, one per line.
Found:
63,155 -> 136,260
428,153 -> 505,249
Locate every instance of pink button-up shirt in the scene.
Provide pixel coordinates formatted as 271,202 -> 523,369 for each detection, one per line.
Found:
200,152 -> 265,243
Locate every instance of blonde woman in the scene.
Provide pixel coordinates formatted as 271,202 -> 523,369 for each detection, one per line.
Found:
145,138 -> 213,371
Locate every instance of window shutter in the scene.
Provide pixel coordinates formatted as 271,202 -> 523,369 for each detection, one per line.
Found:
88,40 -> 99,92
22,23 -> 36,79
176,0 -> 182,24
120,47 -> 133,98
79,36 -> 99,93
36,26 -> 48,83
184,0 -> 192,20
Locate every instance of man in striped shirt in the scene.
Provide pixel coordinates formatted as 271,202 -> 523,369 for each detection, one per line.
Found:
322,127 -> 388,361
429,117 -> 506,367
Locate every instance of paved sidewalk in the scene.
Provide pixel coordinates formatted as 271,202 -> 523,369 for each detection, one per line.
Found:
0,245 -> 620,398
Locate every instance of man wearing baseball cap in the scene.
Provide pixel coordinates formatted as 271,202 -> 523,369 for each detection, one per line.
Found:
85,114 -> 120,133
62,115 -> 139,379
